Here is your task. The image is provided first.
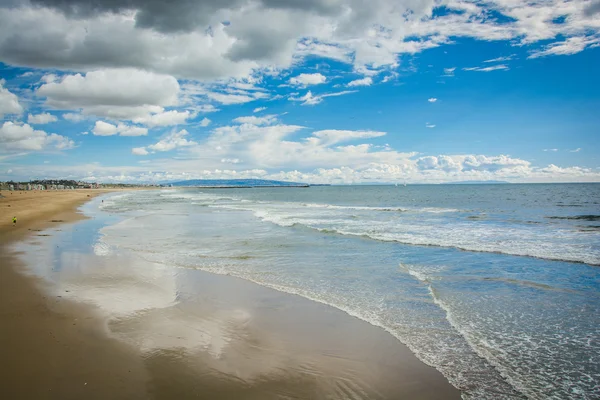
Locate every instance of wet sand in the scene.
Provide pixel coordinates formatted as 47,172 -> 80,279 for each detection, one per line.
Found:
0,190 -> 461,399
0,190 -> 148,399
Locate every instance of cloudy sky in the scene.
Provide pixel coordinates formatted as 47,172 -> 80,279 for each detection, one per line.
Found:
0,0 -> 599,184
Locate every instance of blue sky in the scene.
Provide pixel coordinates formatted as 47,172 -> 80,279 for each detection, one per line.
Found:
0,0 -> 599,183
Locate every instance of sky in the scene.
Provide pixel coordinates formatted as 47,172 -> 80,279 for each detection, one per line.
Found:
0,0 -> 599,184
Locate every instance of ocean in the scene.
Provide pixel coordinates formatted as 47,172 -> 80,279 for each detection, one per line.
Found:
97,183 -> 600,399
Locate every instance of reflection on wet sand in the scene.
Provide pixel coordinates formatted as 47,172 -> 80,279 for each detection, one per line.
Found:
14,203 -> 460,400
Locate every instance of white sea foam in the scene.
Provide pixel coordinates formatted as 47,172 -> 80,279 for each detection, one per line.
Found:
241,206 -> 600,265
99,193 -> 133,210
93,240 -> 112,256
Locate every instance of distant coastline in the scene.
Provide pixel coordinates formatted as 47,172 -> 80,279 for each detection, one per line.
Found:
166,179 -> 317,188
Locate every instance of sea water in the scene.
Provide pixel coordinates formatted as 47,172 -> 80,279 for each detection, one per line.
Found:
98,184 -> 600,399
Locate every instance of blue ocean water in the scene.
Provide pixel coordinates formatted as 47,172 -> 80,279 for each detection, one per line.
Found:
98,184 -> 600,399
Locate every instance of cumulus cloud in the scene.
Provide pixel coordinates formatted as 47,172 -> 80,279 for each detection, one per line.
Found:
37,69 -> 179,108
132,147 -> 149,156
233,115 -> 278,125
253,107 -> 267,113
63,112 -> 85,122
0,121 -> 74,152
289,73 -> 327,86
133,129 -> 197,155
0,80 -> 23,118
199,117 -> 211,127
18,162 -> 600,184
585,0 -> 600,16
132,110 -> 196,127
0,0 -> 598,83
92,121 -> 148,136
36,69 -> 197,127
428,98 -> 437,103
347,77 -> 373,87
27,112 -> 58,124
176,122 -> 407,172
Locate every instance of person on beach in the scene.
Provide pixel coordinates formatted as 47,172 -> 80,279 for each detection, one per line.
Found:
12,216 -> 17,226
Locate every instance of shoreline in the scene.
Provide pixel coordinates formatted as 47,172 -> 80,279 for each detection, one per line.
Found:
1,190 -> 461,399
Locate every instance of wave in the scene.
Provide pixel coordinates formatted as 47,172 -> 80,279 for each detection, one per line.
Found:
249,211 -> 600,266
406,270 -> 528,399
301,203 -> 462,213
546,215 -> 600,221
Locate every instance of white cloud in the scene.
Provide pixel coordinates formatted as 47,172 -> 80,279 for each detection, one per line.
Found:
443,67 -> 456,77
133,129 -> 197,155
543,148 -> 559,152
178,79 -> 270,107
426,123 -> 436,128
529,37 -> 600,59
463,65 -> 510,72
36,69 -> 195,127
132,147 -> 149,156
0,80 -> 23,118
289,73 -> 327,87
200,117 -> 211,127
37,69 -> 179,109
347,77 -> 373,87
63,112 -> 85,122
119,125 -> 149,137
92,121 -> 118,136
148,129 -> 196,152
570,148 -> 581,152
132,110 -> 195,127
289,90 -> 357,106
191,104 -> 220,113
311,130 -> 386,145
27,113 -> 58,124
206,92 -> 257,105
5,145 -> 600,184
484,55 -> 515,63
233,115 -> 278,126
0,0 -> 598,86
92,121 -> 148,137
221,158 -> 241,164
428,98 -> 438,103
253,107 -> 267,113
0,121 -> 74,152
381,74 -> 398,83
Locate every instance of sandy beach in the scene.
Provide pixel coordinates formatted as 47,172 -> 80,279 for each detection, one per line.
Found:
0,190 -> 461,399
0,190 -> 149,399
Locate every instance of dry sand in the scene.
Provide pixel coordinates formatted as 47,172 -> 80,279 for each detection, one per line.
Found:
0,190 -> 462,400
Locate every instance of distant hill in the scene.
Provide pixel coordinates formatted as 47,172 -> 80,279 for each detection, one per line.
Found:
448,180 -> 509,184
167,179 -> 309,188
